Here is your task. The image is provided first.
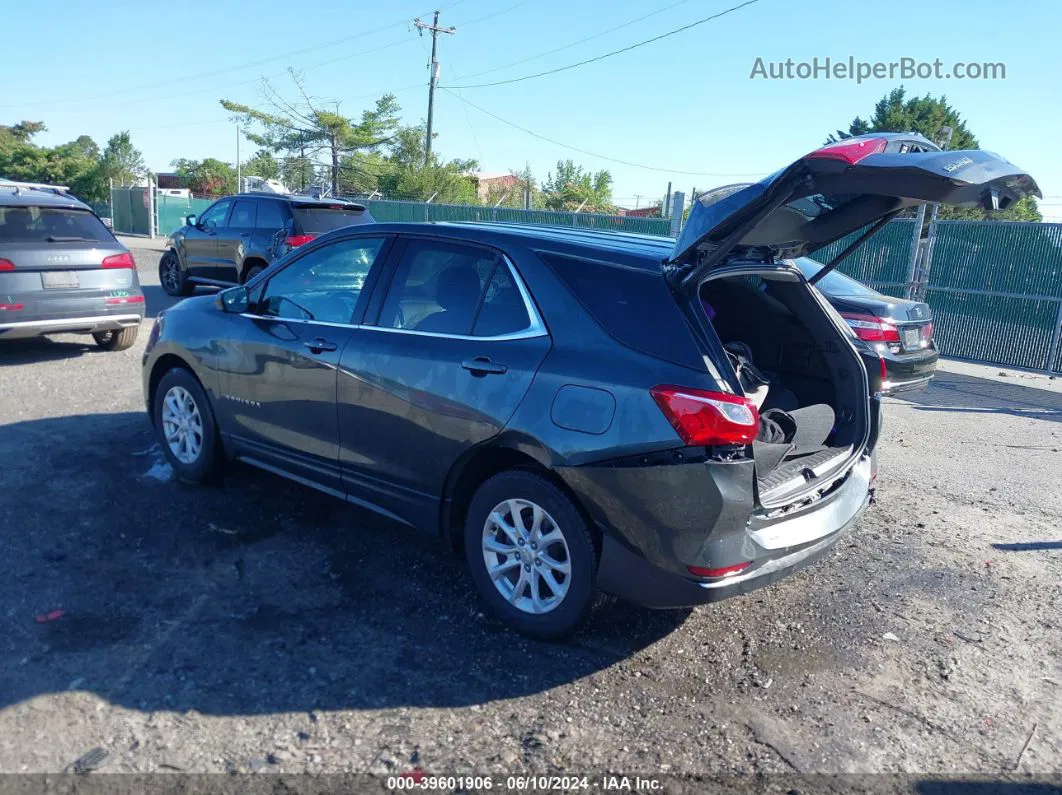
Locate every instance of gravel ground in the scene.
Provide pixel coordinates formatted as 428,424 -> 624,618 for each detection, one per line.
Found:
0,243 -> 1059,788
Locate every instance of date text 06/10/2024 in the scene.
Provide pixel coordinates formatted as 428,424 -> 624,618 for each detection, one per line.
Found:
386,774 -> 664,791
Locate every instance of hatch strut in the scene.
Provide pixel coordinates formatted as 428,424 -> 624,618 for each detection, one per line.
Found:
808,209 -> 904,286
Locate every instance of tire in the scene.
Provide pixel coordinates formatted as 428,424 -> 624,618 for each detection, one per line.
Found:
92,326 -> 139,351
242,263 -> 265,284
152,367 -> 223,483
464,471 -> 597,641
159,250 -> 194,297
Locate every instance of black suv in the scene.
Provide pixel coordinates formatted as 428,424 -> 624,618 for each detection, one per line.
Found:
141,135 -> 1038,639
1,183 -> 144,350
159,193 -> 373,296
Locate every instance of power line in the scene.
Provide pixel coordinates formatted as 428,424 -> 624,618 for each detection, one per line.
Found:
440,89 -> 767,178
445,0 -> 763,89
448,0 -> 693,83
1,3 -> 464,109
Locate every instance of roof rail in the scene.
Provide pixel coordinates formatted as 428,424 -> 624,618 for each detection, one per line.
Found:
0,179 -> 71,197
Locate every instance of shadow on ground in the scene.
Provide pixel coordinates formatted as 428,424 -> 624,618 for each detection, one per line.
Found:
897,370 -> 1062,425
0,412 -> 686,716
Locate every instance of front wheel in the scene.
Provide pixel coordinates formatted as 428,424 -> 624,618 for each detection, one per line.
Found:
464,471 -> 597,641
92,326 -> 138,351
153,368 -> 223,482
159,250 -> 194,297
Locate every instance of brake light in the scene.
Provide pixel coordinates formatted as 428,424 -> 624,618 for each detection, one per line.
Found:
0,303 -> 24,311
841,312 -> 900,343
101,252 -> 136,269
806,136 -> 888,165
105,295 -> 145,305
879,355 -> 888,382
688,562 -> 751,578
650,385 -> 759,446
922,321 -> 934,343
0,258 -> 14,271
286,234 -> 317,248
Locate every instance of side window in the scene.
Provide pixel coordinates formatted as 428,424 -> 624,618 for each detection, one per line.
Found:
255,200 -> 286,230
199,200 -> 232,228
257,237 -> 388,324
229,200 -> 256,227
473,263 -> 532,337
378,240 -> 498,335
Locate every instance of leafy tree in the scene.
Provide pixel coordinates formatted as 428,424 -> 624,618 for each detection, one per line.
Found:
0,121 -> 107,201
221,71 -> 401,195
374,125 -> 478,204
100,131 -> 146,187
241,150 -> 279,181
831,87 -> 1040,221
542,160 -> 614,213
171,157 -> 238,196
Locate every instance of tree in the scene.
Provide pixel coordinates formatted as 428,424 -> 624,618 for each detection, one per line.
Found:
830,87 -> 1040,221
241,150 -> 279,181
373,125 -> 479,203
100,131 -> 146,187
0,121 -> 107,201
171,157 -> 237,196
542,160 -> 614,213
221,71 -> 401,194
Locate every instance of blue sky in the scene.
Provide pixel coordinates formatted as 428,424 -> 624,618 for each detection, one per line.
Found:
5,0 -> 1060,217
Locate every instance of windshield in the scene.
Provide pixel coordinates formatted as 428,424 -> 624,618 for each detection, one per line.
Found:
0,206 -> 113,243
293,205 -> 372,234
793,257 -> 881,297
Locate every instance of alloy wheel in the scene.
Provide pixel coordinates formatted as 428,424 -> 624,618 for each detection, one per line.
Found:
482,498 -> 572,615
160,385 -> 204,465
162,255 -> 181,292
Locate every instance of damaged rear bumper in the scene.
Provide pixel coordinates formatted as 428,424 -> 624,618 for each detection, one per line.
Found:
577,455 -> 873,609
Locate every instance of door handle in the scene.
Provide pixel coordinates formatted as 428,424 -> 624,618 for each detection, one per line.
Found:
303,337 -> 338,353
461,356 -> 507,376
239,232 -> 250,237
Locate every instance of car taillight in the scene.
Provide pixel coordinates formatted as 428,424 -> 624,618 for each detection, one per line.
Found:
105,295 -> 145,305
0,302 -> 24,311
0,258 -> 15,271
688,562 -> 751,578
879,355 -> 888,382
286,234 -> 316,248
101,252 -> 136,269
805,136 -> 888,165
840,312 -> 901,343
922,321 -> 934,343
650,385 -> 759,446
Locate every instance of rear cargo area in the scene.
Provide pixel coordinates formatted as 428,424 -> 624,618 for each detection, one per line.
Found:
699,267 -> 869,506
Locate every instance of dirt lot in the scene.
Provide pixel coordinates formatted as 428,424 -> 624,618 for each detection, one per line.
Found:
0,242 -> 1059,788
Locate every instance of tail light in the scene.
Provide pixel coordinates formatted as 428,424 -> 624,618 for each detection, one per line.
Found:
806,136 -> 888,165
650,385 -> 759,446
688,562 -> 751,578
922,321 -> 934,344
0,258 -> 15,271
286,234 -> 317,248
879,354 -> 888,382
105,295 -> 145,305
840,312 -> 900,343
101,252 -> 136,269
0,303 -> 24,311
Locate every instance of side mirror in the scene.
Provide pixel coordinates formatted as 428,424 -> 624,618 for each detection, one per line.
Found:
216,285 -> 249,314
185,213 -> 197,227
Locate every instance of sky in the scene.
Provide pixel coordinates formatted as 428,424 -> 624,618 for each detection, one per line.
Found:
4,0 -> 1060,217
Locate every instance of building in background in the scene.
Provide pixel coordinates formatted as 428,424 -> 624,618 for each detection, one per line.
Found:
473,172 -> 525,202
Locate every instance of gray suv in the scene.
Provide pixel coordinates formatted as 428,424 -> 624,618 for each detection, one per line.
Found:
0,183 -> 144,351
159,193 -> 374,296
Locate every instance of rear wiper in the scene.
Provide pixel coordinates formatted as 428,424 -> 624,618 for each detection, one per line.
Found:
46,235 -> 97,242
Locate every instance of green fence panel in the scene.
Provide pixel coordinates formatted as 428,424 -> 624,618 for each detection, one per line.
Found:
157,195 -> 214,236
809,219 -> 918,288
930,221 -> 1062,296
364,200 -> 673,236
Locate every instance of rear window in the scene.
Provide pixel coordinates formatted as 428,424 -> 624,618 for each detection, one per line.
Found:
0,206 -> 113,243
293,205 -> 372,234
793,257 -> 880,297
538,251 -> 704,371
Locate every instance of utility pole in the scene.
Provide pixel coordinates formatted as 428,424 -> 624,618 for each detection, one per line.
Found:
414,11 -> 456,166
236,125 -> 241,192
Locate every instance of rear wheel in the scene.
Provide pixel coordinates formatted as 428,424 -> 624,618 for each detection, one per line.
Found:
464,471 -> 597,641
153,368 -> 223,483
159,250 -> 194,297
92,326 -> 139,351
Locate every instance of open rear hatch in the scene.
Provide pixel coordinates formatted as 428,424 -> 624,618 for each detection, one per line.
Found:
664,133 -> 1039,505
